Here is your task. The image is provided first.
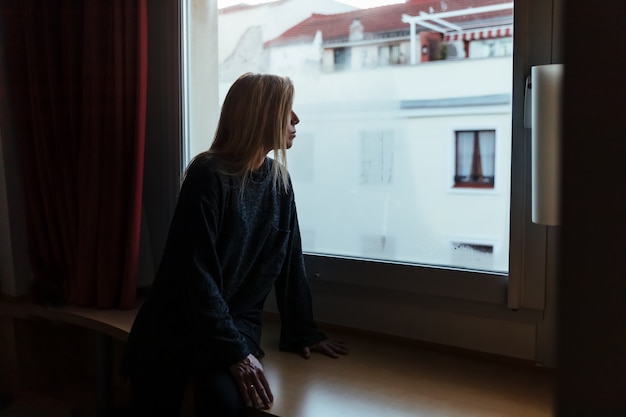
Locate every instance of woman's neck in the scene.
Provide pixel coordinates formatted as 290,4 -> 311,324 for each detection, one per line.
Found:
251,152 -> 268,170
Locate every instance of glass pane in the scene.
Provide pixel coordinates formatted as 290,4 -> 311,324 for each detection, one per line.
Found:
217,0 -> 513,273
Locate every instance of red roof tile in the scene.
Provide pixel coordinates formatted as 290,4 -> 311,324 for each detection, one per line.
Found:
265,0 -> 512,46
219,0 -> 289,14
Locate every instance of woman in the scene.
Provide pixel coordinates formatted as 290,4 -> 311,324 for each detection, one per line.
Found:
124,73 -> 348,416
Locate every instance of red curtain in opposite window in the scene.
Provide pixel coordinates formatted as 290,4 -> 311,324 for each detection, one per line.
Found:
1,0 -> 148,309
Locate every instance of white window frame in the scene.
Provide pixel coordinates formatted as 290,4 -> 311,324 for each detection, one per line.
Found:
177,0 -> 560,363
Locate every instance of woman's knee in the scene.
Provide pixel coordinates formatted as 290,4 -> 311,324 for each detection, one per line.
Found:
193,369 -> 246,417
129,362 -> 187,417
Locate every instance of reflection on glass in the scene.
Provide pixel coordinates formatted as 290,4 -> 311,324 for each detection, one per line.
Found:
217,0 -> 514,273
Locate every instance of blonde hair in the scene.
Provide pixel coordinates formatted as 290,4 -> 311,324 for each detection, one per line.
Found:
204,72 -> 294,192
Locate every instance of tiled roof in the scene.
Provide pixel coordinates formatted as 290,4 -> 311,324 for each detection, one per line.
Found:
219,0 -> 289,14
265,0 -> 512,46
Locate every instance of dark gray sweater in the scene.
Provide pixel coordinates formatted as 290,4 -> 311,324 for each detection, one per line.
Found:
125,154 -> 325,372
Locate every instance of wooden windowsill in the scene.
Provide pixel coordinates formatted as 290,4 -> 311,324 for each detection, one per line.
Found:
0,299 -> 553,417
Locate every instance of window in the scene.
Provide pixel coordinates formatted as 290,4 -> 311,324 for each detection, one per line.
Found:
349,19 -> 364,41
378,44 -> 403,65
360,131 -> 394,186
184,1 -> 556,345
454,130 -> 496,188
333,47 -> 351,70
469,38 -> 514,58
208,0 -> 516,272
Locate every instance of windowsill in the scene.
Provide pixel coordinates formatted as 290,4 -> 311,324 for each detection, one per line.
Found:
447,186 -> 504,196
303,254 -> 543,324
453,183 -> 495,189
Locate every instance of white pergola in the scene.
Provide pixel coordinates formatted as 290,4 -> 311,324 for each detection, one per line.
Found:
402,2 -> 514,64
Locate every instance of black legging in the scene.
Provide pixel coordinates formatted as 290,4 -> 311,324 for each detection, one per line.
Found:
129,360 -> 247,417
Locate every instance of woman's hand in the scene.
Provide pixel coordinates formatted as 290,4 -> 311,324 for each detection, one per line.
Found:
229,354 -> 274,410
301,339 -> 349,359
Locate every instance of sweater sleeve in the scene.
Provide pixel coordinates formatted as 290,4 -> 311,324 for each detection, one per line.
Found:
173,162 -> 250,366
274,199 -> 327,352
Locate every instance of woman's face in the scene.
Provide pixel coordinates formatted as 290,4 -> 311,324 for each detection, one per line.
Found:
285,110 -> 299,149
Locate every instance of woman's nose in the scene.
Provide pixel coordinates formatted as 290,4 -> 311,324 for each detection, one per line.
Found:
292,111 -> 300,125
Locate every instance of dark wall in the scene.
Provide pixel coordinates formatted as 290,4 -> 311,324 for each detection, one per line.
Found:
140,0 -> 184,285
556,0 -> 626,415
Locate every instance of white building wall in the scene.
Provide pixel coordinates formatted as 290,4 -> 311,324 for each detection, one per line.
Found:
280,58 -> 513,271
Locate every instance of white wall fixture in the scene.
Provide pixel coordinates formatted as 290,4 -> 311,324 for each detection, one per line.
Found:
531,64 -> 563,226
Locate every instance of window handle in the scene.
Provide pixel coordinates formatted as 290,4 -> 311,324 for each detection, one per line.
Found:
530,64 -> 564,226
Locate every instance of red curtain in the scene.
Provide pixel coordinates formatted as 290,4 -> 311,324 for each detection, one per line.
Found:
1,0 -> 148,309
